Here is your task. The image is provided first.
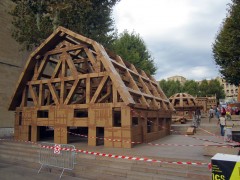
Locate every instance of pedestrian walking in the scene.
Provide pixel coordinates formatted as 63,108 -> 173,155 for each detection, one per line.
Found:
215,106 -> 220,120
209,106 -> 215,123
218,113 -> 226,136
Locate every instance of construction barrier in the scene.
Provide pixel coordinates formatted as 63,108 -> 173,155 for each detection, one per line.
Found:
38,142 -> 76,179
0,138 -> 210,167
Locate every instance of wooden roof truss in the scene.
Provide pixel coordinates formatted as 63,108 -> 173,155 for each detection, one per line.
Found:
9,27 -> 173,111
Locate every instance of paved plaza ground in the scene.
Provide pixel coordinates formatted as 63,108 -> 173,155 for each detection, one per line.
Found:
0,115 -> 239,179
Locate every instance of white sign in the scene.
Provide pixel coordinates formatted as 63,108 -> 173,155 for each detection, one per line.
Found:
54,144 -> 61,154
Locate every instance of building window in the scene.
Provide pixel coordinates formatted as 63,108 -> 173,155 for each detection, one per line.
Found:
74,109 -> 88,118
132,117 -> 138,126
113,110 -> 121,127
37,110 -> 49,118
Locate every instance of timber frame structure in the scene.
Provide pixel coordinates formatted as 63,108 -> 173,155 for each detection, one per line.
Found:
169,93 -> 202,121
9,27 -> 173,148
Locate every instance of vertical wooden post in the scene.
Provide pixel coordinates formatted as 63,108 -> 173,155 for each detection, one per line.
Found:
54,126 -> 69,144
88,126 -> 96,146
121,106 -> 132,148
31,126 -> 39,142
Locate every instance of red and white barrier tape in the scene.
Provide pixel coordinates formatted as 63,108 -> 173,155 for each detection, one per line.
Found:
1,138 -> 211,167
68,131 -> 234,147
39,144 -> 209,166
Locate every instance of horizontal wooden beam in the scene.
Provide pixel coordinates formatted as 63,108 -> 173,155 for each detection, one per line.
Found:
46,44 -> 88,56
28,72 -> 108,85
128,88 -> 169,103
110,59 -> 158,86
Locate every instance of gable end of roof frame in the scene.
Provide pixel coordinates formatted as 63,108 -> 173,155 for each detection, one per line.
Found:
9,26 -> 173,112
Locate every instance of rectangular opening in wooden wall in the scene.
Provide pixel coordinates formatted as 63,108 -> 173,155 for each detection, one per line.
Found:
113,110 -> 121,127
147,118 -> 157,133
158,118 -> 163,131
19,112 -> 22,126
37,110 -> 49,118
96,127 -> 104,146
132,117 -> 138,126
74,109 -> 88,118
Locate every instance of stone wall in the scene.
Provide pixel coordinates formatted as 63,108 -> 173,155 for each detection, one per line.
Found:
0,0 -> 29,127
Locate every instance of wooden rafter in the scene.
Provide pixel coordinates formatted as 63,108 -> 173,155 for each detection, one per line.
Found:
86,77 -> 90,103
9,26 -> 172,113
64,78 -> 80,105
33,55 -> 48,80
46,44 -> 87,56
65,53 -> 79,78
90,76 -> 108,103
29,85 -> 38,106
38,82 -> 44,106
48,82 -> 60,105
84,48 -> 99,72
20,87 -> 28,107
51,60 -> 62,79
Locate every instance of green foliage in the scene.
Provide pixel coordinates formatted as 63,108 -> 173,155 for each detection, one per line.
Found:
10,0 -> 120,50
208,79 -> 225,99
159,80 -> 182,97
159,79 -> 225,100
198,80 -> 209,97
111,30 -> 157,75
182,80 -> 199,96
212,0 -> 240,86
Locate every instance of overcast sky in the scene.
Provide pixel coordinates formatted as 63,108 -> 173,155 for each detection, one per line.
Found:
113,0 -> 231,81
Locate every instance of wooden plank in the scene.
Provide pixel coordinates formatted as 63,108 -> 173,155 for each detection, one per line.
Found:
149,82 -> 161,98
115,55 -> 127,66
33,55 -> 48,80
84,48 -> 99,72
38,82 -> 44,106
64,78 -> 80,105
65,53 -> 79,78
130,64 -> 139,73
29,85 -> 38,106
97,85 -> 111,103
86,76 -> 90,103
110,58 -> 158,86
138,77 -> 152,95
28,72 -> 107,85
49,57 -> 59,64
47,82 -> 60,105
51,60 -> 62,79
46,44 -> 87,56
20,87 -> 28,107
90,76 -> 108,103
126,70 -> 140,91
128,88 -> 168,102
140,96 -> 149,108
60,80 -> 66,104
73,58 -> 89,64
61,57 -> 66,77
112,85 -> 118,103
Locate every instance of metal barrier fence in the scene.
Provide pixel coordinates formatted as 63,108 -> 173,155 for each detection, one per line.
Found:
38,142 -> 76,179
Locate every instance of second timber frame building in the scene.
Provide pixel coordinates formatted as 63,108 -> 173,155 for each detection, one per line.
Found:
9,27 -> 173,148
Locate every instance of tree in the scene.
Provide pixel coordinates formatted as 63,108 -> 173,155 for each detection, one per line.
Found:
198,80 -> 209,97
212,0 -> 240,86
182,80 -> 199,96
111,30 -> 157,75
10,0 -> 120,50
159,79 -> 225,100
208,79 -> 225,100
159,80 -> 183,97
